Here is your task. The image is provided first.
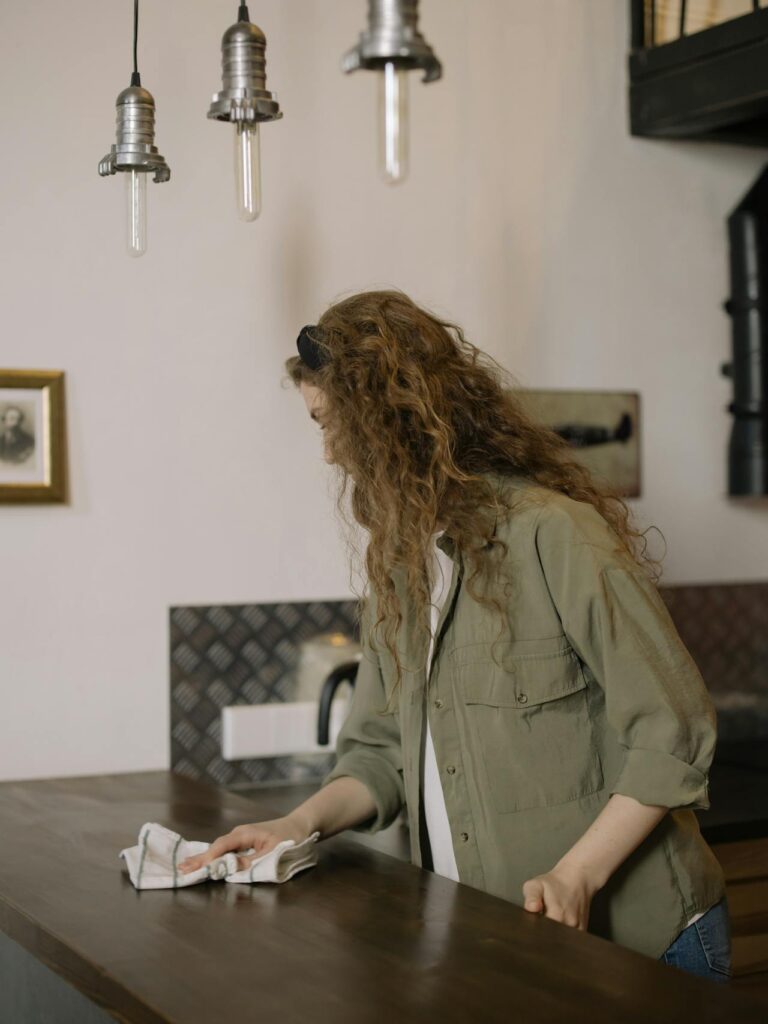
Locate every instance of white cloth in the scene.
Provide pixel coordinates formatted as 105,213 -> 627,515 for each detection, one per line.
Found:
119,822 -> 321,890
420,531 -> 706,927
422,530 -> 460,881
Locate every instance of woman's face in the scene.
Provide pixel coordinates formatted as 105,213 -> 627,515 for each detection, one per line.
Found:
300,382 -> 333,464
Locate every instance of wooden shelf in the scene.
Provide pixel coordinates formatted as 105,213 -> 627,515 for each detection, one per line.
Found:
711,836 -> 768,999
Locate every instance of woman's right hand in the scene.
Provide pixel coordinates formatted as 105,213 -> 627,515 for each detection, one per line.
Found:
178,814 -> 312,875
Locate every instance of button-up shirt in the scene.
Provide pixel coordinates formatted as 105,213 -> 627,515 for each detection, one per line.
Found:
320,470 -> 726,959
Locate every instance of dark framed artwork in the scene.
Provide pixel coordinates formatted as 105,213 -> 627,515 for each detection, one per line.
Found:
516,389 -> 641,497
0,370 -> 68,503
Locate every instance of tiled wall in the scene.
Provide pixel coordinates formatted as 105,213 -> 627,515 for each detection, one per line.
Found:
170,582 -> 768,788
170,600 -> 359,789
661,580 -> 768,741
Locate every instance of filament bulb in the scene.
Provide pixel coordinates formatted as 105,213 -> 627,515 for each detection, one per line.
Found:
235,122 -> 261,220
98,84 -> 170,257
341,0 -> 441,185
378,62 -> 409,184
125,169 -> 147,257
207,10 -> 282,222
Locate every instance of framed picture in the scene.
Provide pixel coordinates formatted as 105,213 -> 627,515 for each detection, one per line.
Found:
0,370 -> 67,503
516,388 -> 641,498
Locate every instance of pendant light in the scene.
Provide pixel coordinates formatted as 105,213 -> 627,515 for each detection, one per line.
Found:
342,0 -> 442,184
98,0 -> 171,257
207,4 -> 283,221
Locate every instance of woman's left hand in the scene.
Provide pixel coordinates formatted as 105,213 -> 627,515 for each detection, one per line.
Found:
521,864 -> 598,931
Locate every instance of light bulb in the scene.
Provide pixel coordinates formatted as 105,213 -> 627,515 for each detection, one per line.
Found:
378,62 -> 409,184
125,169 -> 147,257
342,0 -> 440,185
207,11 -> 281,223
234,121 -> 261,220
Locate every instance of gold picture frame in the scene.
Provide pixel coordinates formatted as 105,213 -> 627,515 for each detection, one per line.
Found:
0,370 -> 68,503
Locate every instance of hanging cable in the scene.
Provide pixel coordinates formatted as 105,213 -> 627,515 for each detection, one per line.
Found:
131,0 -> 141,87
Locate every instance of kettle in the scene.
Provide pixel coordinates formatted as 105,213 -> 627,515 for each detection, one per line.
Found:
317,660 -> 359,745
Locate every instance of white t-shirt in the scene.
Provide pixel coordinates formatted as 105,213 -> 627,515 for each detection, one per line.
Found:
420,531 -> 706,927
421,531 -> 460,880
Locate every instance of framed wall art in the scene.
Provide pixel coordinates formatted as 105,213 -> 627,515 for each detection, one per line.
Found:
0,370 -> 67,503
516,388 -> 641,497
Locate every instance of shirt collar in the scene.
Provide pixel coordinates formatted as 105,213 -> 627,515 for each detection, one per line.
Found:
433,471 -> 511,563
434,531 -> 457,559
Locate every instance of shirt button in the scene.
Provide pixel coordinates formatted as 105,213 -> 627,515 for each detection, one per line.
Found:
517,693 -> 528,704
446,765 -> 456,775
460,832 -> 469,842
434,699 -> 444,709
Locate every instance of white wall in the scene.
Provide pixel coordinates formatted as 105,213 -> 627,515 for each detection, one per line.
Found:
2,1 -> 766,782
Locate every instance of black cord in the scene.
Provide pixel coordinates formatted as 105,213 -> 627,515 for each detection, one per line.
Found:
238,4 -> 250,21
130,0 -> 141,87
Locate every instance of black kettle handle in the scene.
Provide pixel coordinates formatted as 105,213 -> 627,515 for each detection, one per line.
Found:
317,660 -> 359,745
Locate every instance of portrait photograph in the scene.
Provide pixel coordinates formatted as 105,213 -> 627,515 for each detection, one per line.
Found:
0,370 -> 67,503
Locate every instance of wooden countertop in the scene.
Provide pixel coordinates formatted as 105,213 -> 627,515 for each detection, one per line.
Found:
0,770 -> 765,1024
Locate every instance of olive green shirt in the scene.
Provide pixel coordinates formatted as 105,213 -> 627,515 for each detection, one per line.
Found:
320,471 -> 726,959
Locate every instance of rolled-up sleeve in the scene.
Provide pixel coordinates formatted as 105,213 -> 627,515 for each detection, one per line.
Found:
533,498 -> 716,811
319,598 -> 405,833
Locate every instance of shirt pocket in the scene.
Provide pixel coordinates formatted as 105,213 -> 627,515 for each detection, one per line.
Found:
451,634 -> 604,813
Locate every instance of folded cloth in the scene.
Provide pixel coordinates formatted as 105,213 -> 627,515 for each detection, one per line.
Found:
119,822 -> 321,890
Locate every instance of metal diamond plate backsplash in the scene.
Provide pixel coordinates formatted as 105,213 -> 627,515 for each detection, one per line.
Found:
660,580 -> 768,740
170,581 -> 768,790
170,599 -> 360,789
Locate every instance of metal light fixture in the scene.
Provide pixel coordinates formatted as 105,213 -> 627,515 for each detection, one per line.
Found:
98,0 -> 170,257
207,3 -> 282,222
342,0 -> 442,184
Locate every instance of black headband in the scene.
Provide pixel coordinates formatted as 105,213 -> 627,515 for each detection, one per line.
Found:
296,324 -> 331,371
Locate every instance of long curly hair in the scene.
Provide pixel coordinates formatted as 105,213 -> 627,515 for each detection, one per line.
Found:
283,288 -> 663,708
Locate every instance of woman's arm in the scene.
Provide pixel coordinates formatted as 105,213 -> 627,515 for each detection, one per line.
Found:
181,596 -> 401,877
522,794 -> 667,928
286,775 -> 378,840
315,596 -> 406,835
554,792 -> 668,890
179,776 -> 379,875
523,497 -> 719,928
532,499 -> 716,813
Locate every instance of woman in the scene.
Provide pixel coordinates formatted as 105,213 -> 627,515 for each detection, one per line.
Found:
179,289 -> 732,983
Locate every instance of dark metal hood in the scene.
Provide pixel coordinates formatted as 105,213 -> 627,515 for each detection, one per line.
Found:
629,2 -> 768,146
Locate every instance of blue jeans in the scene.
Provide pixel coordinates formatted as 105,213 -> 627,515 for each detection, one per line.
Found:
658,896 -> 732,983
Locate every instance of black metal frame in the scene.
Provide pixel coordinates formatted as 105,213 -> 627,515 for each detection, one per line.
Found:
629,0 -> 768,145
721,168 -> 768,495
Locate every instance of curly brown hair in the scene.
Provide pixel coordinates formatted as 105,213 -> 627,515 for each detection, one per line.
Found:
283,288 -> 663,706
